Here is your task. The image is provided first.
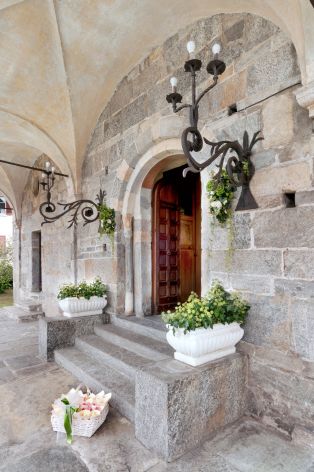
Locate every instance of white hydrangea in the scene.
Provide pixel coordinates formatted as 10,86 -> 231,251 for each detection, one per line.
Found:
210,200 -> 222,209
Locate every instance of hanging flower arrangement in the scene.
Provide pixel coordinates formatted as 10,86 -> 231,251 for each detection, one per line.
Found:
97,202 -> 116,246
206,169 -> 235,224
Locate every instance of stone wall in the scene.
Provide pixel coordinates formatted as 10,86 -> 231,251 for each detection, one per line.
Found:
18,155 -> 75,315
79,12 -> 314,437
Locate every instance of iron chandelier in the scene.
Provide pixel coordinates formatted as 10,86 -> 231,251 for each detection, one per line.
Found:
166,41 -> 263,210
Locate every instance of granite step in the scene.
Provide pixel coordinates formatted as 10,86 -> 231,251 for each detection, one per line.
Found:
111,315 -> 167,342
1,306 -> 41,322
94,324 -> 173,360
75,334 -> 157,380
54,347 -> 135,422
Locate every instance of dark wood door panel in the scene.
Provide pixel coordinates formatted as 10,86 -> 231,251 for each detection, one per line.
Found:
152,166 -> 201,314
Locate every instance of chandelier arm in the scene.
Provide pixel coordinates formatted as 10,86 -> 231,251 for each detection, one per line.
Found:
174,103 -> 191,113
195,77 -> 218,107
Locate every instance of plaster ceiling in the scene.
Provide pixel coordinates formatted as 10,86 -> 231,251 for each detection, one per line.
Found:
0,0 -> 313,214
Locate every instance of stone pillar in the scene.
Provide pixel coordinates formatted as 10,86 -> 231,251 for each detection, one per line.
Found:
295,80 -> 314,122
13,218 -> 21,304
123,214 -> 134,315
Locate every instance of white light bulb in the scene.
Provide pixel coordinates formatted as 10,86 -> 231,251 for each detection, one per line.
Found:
212,43 -> 221,56
170,77 -> 178,88
187,40 -> 196,55
45,161 -> 51,169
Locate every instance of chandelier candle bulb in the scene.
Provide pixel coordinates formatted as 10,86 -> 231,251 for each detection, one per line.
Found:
212,43 -> 221,57
187,40 -> 196,58
45,161 -> 51,169
170,76 -> 178,92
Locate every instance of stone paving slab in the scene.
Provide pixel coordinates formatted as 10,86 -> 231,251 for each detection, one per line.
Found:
0,366 -> 16,384
0,446 -> 89,472
4,354 -> 44,372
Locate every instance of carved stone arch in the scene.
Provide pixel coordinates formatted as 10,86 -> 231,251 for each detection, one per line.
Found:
121,138 -> 188,316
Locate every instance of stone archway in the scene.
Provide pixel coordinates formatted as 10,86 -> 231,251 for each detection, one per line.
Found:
121,139 -> 188,316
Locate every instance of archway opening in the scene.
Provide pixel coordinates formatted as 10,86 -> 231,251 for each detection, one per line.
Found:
0,193 -> 14,307
152,165 -> 201,314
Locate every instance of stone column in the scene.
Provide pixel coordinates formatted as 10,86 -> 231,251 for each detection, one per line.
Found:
123,214 -> 134,315
295,80 -> 314,122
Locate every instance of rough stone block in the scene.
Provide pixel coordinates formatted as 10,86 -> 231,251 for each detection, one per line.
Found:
251,162 -> 311,197
295,190 -> 314,206
209,213 -> 251,250
238,341 -> 304,375
208,70 -> 247,113
248,43 -> 299,98
253,207 -> 314,248
245,15 -> 280,51
251,149 -> 276,170
209,250 -> 282,276
38,315 -> 105,361
135,354 -> 247,461
291,298 -> 314,360
108,76 -> 133,115
243,294 -> 289,350
262,92 -> 294,148
284,250 -> 314,279
224,19 -> 245,42
249,358 -> 314,433
275,278 -> 314,299
230,274 -> 272,295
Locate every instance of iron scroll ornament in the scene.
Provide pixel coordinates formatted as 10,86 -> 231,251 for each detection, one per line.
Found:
166,43 -> 263,210
39,189 -> 106,229
182,129 -> 263,211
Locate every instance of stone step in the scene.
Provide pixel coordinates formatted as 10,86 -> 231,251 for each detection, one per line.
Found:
54,347 -> 135,422
1,306 -> 40,322
111,315 -> 167,342
75,334 -> 156,380
94,324 -> 173,360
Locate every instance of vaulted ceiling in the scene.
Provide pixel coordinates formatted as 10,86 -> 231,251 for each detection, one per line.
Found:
0,0 -> 313,215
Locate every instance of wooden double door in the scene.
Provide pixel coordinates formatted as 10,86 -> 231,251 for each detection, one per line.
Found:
152,166 -> 201,314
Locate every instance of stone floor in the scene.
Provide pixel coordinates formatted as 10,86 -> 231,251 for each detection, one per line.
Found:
0,309 -> 314,472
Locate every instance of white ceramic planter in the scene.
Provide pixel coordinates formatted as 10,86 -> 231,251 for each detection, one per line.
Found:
58,296 -> 107,317
166,322 -> 244,366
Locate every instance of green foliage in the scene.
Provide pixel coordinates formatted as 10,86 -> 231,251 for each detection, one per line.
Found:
57,277 -> 107,300
98,204 -> 115,238
242,159 -> 250,177
0,242 -> 13,294
206,170 -> 234,224
162,281 -> 250,334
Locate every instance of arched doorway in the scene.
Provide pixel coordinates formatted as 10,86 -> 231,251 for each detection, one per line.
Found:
152,165 -> 201,314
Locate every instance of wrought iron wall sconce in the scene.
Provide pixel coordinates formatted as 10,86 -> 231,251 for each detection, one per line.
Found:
166,41 -> 263,210
0,158 -> 105,228
38,161 -> 105,228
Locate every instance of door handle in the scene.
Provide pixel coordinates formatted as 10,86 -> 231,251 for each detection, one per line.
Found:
167,251 -> 171,256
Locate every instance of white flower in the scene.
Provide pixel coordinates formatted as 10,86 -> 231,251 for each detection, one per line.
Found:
106,219 -> 111,224
210,200 -> 222,209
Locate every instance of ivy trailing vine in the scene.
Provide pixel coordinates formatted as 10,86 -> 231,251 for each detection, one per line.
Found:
98,202 -> 116,249
207,169 -> 235,266
207,169 -> 235,224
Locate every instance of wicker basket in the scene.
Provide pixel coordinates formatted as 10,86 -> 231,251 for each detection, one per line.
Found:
51,403 -> 109,438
